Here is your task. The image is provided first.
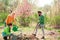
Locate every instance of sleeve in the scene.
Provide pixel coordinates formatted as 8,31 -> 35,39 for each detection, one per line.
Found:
13,17 -> 16,25
14,19 -> 16,24
5,15 -> 10,24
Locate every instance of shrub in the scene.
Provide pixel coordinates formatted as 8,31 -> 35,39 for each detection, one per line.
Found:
0,12 -> 8,23
55,15 -> 60,25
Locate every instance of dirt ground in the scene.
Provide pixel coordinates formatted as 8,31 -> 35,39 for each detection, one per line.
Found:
0,27 -> 60,40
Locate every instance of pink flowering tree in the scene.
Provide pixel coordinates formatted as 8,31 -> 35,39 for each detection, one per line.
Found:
12,0 -> 32,26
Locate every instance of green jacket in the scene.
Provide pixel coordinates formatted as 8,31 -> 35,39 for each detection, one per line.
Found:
39,15 -> 44,24
3,27 -> 11,35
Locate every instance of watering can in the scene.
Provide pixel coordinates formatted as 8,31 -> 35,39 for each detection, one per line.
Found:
12,25 -> 18,32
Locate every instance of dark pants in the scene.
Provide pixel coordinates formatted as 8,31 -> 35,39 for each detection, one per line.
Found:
3,36 -> 7,40
7,23 -> 12,32
34,23 -> 45,37
3,36 -> 11,40
7,23 -> 12,39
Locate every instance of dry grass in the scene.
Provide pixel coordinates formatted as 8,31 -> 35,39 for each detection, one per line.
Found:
0,26 -> 60,40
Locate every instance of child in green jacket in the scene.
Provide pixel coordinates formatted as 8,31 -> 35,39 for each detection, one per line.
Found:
34,11 -> 45,39
2,26 -> 11,40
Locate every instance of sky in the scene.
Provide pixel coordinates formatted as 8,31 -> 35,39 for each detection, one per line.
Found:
33,0 -> 54,7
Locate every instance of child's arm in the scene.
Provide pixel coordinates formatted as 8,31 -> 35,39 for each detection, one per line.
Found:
13,18 -> 16,25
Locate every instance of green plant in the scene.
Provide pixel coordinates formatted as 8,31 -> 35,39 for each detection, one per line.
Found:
19,15 -> 31,27
0,12 -> 8,23
54,29 -> 60,32
58,37 -> 60,40
55,15 -> 60,25
44,14 -> 50,24
45,27 -> 53,30
0,22 -> 3,26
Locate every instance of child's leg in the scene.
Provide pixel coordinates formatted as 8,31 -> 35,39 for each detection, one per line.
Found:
9,27 -> 11,40
34,23 -> 39,34
42,26 -> 45,36
9,24 -> 12,40
9,36 -> 11,40
41,25 -> 45,39
4,22 -> 6,27
3,36 -> 7,40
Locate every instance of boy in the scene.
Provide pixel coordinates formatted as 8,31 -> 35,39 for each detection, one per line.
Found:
2,13 -> 16,40
2,26 -> 11,40
34,11 -> 45,39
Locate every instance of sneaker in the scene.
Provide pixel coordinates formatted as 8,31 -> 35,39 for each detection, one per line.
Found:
41,36 -> 45,39
32,34 -> 36,36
